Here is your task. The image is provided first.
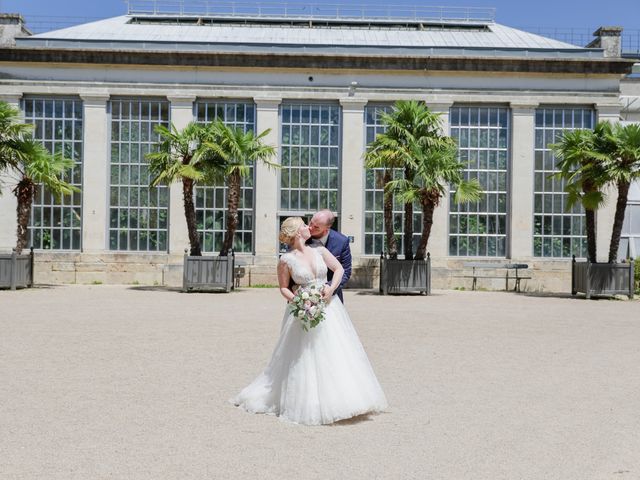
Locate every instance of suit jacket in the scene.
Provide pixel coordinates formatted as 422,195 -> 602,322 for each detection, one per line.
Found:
312,229 -> 352,303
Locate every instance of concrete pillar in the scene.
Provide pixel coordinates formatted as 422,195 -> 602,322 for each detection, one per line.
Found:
426,101 -> 454,258
253,97 -> 281,263
596,103 -> 621,262
167,95 -> 196,255
0,94 -> 22,251
509,103 -> 538,259
339,98 -> 367,256
79,93 -> 110,252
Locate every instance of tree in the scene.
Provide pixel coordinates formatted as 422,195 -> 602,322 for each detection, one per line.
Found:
12,139 -> 78,253
365,100 -> 480,260
0,101 -> 33,193
551,123 -> 611,263
202,121 -> 277,256
0,100 -> 77,254
387,139 -> 482,260
604,123 -> 640,262
364,126 -> 405,259
147,122 -> 221,256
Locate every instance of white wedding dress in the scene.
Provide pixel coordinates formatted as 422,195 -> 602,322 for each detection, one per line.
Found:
233,247 -> 388,425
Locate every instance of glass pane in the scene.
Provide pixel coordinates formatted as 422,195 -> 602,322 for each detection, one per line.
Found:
24,97 -> 83,251
449,106 -> 509,257
280,103 -> 341,239
190,101 -> 256,253
532,107 -> 593,258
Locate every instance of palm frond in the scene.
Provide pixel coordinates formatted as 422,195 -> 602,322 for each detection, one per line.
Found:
19,138 -> 79,197
453,179 -> 483,204
0,101 -> 36,185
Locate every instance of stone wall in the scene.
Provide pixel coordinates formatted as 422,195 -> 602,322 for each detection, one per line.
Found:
33,253 -> 184,286
31,252 -> 575,293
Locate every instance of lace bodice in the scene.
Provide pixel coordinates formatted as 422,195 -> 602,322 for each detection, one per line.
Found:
281,248 -> 328,286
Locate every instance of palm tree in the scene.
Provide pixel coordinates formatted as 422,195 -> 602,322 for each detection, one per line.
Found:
147,122 -> 221,256
0,101 -> 77,254
387,139 -> 482,260
604,123 -> 640,262
0,101 -> 34,193
364,100 -> 479,260
12,138 -> 78,253
202,121 -> 277,257
364,131 -> 404,259
551,124 -> 611,263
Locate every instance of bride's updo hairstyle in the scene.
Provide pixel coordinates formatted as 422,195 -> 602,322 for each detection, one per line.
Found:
279,217 -> 304,245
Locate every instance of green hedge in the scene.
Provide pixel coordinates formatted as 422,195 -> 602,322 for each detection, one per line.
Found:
635,258 -> 640,295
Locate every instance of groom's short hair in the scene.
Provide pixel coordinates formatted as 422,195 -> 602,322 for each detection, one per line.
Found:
316,209 -> 335,227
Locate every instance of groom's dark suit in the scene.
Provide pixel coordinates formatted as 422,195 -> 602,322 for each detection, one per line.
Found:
308,229 -> 352,303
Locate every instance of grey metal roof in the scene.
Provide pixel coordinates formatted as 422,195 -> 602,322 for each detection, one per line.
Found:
16,14 -> 603,59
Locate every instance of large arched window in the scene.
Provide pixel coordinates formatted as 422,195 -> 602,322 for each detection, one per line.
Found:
24,97 -> 83,250
109,98 -> 170,251
195,101 -> 256,253
533,107 -> 594,258
449,106 -> 510,257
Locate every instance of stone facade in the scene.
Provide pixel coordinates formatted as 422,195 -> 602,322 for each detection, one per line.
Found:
0,13 -> 637,291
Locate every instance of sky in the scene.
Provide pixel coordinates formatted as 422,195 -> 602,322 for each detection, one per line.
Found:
2,0 -> 639,34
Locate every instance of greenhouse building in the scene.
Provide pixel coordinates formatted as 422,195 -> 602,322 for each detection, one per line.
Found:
0,3 -> 638,290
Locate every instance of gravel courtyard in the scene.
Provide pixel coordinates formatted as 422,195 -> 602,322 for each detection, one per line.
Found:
1,286 -> 639,480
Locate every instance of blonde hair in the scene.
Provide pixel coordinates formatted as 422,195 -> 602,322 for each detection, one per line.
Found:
279,217 -> 304,245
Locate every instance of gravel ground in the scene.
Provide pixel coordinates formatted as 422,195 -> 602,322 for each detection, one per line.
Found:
1,286 -> 639,480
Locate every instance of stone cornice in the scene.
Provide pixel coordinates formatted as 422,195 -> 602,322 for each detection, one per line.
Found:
79,92 -> 109,106
510,102 -> 539,114
339,98 -> 367,111
0,93 -> 22,104
426,101 -> 454,112
254,97 -> 282,110
166,95 -> 196,107
596,104 -> 622,117
0,47 -> 635,75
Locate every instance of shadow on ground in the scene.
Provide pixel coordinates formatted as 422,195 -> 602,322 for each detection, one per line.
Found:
127,285 -> 184,293
330,412 -> 381,427
518,290 -> 636,301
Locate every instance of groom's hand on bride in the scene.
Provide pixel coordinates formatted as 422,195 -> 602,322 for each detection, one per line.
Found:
321,285 -> 334,302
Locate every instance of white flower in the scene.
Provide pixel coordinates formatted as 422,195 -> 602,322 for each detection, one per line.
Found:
297,310 -> 305,318
301,291 -> 309,300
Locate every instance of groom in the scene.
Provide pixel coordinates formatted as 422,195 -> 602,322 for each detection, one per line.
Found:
307,209 -> 352,303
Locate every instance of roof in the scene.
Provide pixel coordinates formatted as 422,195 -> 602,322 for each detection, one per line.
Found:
15,14 -> 604,59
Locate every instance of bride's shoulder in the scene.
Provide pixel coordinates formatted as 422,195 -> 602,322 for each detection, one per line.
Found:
279,252 -> 295,266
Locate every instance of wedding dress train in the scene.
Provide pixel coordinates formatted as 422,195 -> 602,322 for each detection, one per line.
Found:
233,248 -> 388,425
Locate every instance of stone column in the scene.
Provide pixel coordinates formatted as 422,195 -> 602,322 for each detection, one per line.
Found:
595,103 -> 621,262
339,98 -> 367,256
426,101 -> 454,258
167,95 -> 196,255
79,93 -> 110,253
509,103 -> 538,259
0,94 -> 22,251
253,97 -> 281,264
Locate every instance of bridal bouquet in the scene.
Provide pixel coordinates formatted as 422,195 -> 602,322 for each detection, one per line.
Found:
289,283 -> 327,331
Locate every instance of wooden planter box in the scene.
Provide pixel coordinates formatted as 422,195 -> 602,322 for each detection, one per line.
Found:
571,256 -> 635,299
0,248 -> 34,290
379,253 -> 431,295
183,253 -> 235,293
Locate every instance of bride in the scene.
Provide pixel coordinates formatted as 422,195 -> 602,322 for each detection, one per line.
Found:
233,217 -> 388,425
